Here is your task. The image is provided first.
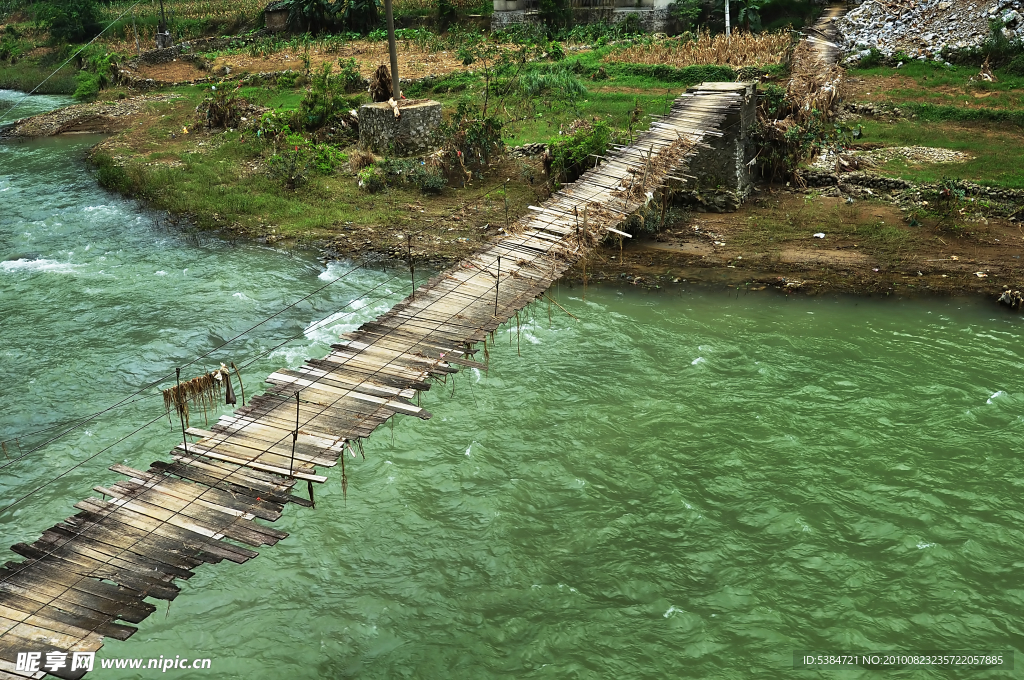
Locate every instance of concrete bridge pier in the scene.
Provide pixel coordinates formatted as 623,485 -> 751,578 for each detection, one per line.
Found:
675,81 -> 757,212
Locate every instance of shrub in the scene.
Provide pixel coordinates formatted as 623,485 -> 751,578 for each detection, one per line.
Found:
1006,53 -> 1024,75
852,47 -> 883,69
339,0 -> 380,34
312,143 -> 346,174
538,0 -> 571,33
297,62 -> 359,130
284,0 -> 336,33
357,165 -> 385,192
267,146 -> 313,190
36,0 -> 100,43
547,119 -> 611,184
668,0 -> 702,33
547,41 -> 566,61
201,85 -> 246,128
377,158 -> 448,193
336,57 -> 363,92
435,102 -> 504,177
73,71 -> 101,100
258,109 -> 293,140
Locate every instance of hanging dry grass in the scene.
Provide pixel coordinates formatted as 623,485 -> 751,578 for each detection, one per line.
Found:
605,30 -> 794,69
163,366 -> 236,429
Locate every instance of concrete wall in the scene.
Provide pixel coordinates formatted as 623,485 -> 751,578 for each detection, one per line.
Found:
491,5 -> 671,31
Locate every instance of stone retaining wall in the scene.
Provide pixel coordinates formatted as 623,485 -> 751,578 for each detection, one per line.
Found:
358,99 -> 442,156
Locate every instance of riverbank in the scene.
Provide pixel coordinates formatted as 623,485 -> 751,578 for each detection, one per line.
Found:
5,28 -> 1024,301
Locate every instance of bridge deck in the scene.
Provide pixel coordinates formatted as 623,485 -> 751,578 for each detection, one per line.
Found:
0,86 -> 744,679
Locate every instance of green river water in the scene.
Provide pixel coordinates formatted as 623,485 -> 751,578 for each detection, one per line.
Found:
2,91 -> 1024,678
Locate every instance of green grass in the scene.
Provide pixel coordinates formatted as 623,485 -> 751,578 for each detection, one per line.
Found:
850,60 -> 1024,117
858,118 -> 1024,188
0,60 -> 78,94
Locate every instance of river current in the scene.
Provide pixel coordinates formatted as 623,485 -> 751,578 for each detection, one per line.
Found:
1,91 -> 1023,678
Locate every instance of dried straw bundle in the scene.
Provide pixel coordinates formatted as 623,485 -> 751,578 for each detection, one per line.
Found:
369,64 -> 392,103
783,42 -> 845,125
543,135 -> 697,259
606,30 -> 794,69
163,366 -> 237,429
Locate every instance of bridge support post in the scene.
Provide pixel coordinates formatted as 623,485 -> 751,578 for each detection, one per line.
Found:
675,81 -> 757,213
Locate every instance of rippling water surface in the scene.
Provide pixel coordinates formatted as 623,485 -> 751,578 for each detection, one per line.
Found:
2,95 -> 1024,679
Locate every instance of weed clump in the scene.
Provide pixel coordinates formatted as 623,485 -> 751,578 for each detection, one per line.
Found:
546,118 -> 611,184
357,165 -> 385,192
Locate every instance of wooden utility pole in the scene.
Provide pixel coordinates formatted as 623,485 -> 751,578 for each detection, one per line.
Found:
385,0 -> 399,99
384,0 -> 400,99
157,0 -> 170,48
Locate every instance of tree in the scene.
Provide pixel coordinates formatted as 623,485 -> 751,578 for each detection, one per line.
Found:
284,0 -> 338,33
538,0 -> 572,34
37,0 -> 100,44
736,0 -> 764,32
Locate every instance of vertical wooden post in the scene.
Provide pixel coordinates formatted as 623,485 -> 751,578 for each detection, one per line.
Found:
175,368 -> 188,455
385,0 -> 400,100
504,180 -> 509,231
133,9 -> 140,55
494,255 -> 501,317
289,390 -> 299,478
407,234 -> 415,300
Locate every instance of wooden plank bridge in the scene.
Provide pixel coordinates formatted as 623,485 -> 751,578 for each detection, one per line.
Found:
0,84 -> 747,679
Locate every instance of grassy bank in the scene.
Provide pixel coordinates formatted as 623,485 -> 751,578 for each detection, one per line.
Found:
840,60 -> 1024,188
0,59 -> 77,93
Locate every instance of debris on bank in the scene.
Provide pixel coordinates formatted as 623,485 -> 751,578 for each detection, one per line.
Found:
836,0 -> 1020,61
810,145 -> 974,172
998,287 -> 1024,308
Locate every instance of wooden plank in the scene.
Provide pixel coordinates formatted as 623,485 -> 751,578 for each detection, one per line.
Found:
92,486 -> 286,548
5,545 -> 180,602
176,440 -> 323,473
0,569 -> 153,624
66,506 -> 257,564
265,372 -> 428,418
169,445 -> 327,484
0,591 -> 133,642
270,367 -> 417,400
214,414 -> 345,450
106,479 -> 259,521
151,460 -> 313,508
0,602 -> 125,644
109,465 -> 284,521
168,451 -> 299,491
44,523 -> 204,570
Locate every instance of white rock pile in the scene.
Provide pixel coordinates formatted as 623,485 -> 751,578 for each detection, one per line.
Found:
835,0 -> 1023,61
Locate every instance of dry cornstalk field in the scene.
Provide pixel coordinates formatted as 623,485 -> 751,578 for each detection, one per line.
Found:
103,0 -> 267,21
606,30 -> 794,68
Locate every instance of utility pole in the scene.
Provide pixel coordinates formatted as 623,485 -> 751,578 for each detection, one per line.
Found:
724,0 -> 731,37
157,0 -> 170,48
384,0 -> 400,100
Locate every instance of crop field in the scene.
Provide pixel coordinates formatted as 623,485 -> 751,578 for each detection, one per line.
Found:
606,30 -> 794,68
